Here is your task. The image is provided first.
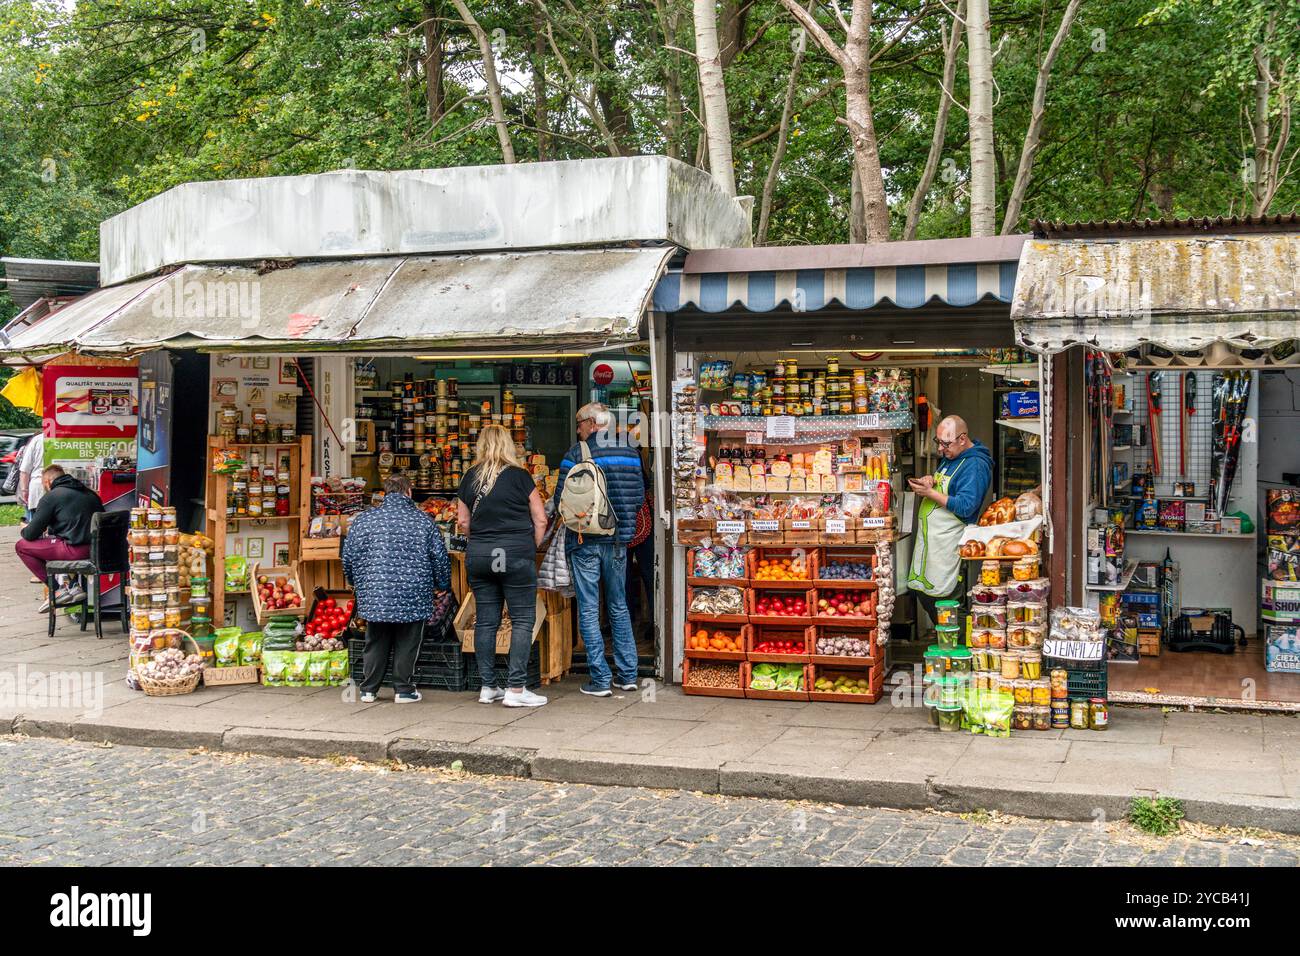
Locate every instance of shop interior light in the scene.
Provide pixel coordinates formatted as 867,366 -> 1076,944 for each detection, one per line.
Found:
411,353 -> 589,360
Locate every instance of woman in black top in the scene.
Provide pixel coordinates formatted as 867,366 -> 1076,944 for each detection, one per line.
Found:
456,424 -> 549,707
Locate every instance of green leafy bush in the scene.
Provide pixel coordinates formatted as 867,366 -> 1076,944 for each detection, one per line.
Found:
1128,796 -> 1184,836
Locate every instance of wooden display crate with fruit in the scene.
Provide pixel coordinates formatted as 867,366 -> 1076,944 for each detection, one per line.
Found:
815,548 -> 878,588
813,585 -> 878,625
686,548 -> 748,588
746,588 -> 814,626
686,583 -> 750,625
681,658 -> 746,698
249,562 -> 308,624
808,662 -> 885,703
747,624 -> 814,663
746,547 -> 818,588
684,622 -> 750,661
809,625 -> 879,667
741,661 -> 811,701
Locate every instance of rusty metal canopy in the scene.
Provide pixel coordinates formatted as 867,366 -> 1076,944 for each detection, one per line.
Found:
0,246 -> 673,357
1011,233 -> 1300,353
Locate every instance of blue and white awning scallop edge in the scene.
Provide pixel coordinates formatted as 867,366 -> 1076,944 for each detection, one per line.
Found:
653,262 -> 1017,313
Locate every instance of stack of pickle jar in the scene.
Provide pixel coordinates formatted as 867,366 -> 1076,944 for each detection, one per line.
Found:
126,505 -> 210,659
922,600 -> 972,731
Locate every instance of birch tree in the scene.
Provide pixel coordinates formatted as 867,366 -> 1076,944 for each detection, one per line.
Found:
966,0 -> 995,235
904,0 -> 964,240
695,0 -> 737,194
449,0 -> 516,163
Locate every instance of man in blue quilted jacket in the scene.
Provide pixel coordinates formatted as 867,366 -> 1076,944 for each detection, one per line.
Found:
342,473 -> 451,704
554,402 -> 645,697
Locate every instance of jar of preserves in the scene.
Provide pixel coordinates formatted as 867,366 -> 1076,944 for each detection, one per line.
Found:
147,508 -> 163,530
163,526 -> 180,546
1000,651 -> 1021,680
1021,650 -> 1042,680
981,560 -> 1002,587
279,423 -> 296,443
1012,679 -> 1032,705
130,507 -> 148,530
191,616 -> 213,640
130,607 -> 151,630
1051,701 -> 1070,729
1031,705 -> 1051,731
853,368 -> 867,388
1013,705 -> 1033,731
826,355 -> 839,376
164,605 -> 182,629
1049,668 -> 1069,698
1031,680 -> 1051,706
1069,698 -> 1090,730
1089,697 -> 1109,730
163,565 -> 180,587
236,424 -> 252,444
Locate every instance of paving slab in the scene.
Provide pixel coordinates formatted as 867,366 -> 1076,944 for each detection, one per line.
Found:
1160,711 -> 1265,750
650,721 -> 785,763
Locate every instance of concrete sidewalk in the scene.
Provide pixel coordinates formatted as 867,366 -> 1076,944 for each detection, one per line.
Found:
1,529 -> 1298,833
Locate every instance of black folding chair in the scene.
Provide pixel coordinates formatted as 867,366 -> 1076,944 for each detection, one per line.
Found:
45,510 -> 131,639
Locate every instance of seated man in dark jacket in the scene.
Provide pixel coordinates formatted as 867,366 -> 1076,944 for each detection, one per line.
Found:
16,466 -> 105,612
553,402 -> 645,697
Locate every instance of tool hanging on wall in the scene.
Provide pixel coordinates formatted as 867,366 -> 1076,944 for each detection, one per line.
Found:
1182,372 -> 1196,478
1211,371 -> 1251,515
1147,371 -> 1163,476
1087,352 -> 1103,501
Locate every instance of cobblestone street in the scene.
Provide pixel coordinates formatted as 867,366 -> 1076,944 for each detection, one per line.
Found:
2,736 -> 1296,866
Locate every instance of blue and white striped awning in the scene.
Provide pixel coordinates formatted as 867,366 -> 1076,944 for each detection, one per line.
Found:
652,262 -> 1017,313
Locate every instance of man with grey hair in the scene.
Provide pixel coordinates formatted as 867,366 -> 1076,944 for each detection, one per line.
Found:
906,415 -> 992,626
553,401 -> 645,696
343,472 -> 451,703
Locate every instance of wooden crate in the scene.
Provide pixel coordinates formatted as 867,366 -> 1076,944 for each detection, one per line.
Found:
681,658 -> 745,698
539,590 -> 575,684
684,621 -> 749,661
687,584 -> 749,625
815,547 -> 878,587
686,547 -> 749,588
809,625 -> 879,667
1138,627 -> 1162,657
741,661 -> 811,701
249,561 -> 308,624
807,661 -> 885,703
745,587 -> 814,627
812,584 -> 878,624
453,591 -> 546,654
746,547 -> 818,587
747,623 -> 814,663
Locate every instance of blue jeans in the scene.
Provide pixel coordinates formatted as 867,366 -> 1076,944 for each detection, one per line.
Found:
568,537 -> 637,688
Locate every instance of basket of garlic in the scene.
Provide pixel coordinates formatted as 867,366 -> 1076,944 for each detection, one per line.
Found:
134,637 -> 205,697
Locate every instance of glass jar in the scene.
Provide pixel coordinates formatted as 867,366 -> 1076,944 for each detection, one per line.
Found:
164,605 -> 182,629
826,355 -> 839,376
1021,650 -> 1043,680
163,565 -> 180,587
1013,705 -> 1033,731
236,424 -> 251,444
161,507 -> 177,529
190,595 -> 212,618
129,528 -> 150,549
1001,651 -> 1021,680
1031,679 -> 1051,706
936,706 -> 963,733
1050,668 -> 1069,699
922,648 -> 946,682
1032,705 -> 1052,731
163,527 -> 180,546
130,508 -> 148,530
1012,679 -> 1032,705
130,607 -> 151,630
1069,698 -> 1090,730
279,423 -> 296,443
147,508 -> 163,530
1089,698 -> 1109,730
1051,701 -> 1070,729
981,561 -> 1002,587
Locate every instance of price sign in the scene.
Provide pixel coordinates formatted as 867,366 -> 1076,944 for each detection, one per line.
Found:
790,520 -> 812,529
861,517 -> 887,529
744,431 -> 765,445
856,413 -> 881,429
715,520 -> 746,535
825,518 -> 846,534
751,520 -> 779,532
766,416 -> 796,439
1043,638 -> 1105,661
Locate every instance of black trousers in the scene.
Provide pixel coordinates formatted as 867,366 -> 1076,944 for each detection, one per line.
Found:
913,565 -> 968,631
466,539 -> 537,689
361,619 -> 426,695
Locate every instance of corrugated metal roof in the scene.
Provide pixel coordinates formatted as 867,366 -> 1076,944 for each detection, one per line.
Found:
0,257 -> 100,309
1,247 -> 672,356
1011,233 -> 1300,353
1032,213 -> 1300,239
682,234 -> 1027,272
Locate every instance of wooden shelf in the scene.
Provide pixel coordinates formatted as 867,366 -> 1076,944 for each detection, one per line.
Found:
996,418 -> 1042,436
1126,529 -> 1254,540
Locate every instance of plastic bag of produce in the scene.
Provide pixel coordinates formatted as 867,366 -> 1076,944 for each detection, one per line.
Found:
285,652 -> 309,687
749,662 -> 779,690
306,651 -> 330,686
774,665 -> 804,692
223,555 -> 248,592
238,631 -> 263,667
327,649 -> 350,686
213,627 -> 242,667
262,650 -> 290,686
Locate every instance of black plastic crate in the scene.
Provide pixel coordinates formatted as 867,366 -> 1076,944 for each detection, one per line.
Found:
464,644 -> 542,690
349,637 -> 466,691
1045,655 -> 1108,699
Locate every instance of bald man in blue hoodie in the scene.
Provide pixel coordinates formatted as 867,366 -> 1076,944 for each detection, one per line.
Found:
906,415 -> 993,626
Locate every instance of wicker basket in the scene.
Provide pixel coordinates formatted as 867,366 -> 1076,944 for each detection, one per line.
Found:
134,629 -> 203,697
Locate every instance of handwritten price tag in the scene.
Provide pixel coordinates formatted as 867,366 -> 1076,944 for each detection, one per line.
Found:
715,520 -> 746,535
751,520 -> 780,532
825,519 -> 846,535
744,431 -> 765,445
1043,638 -> 1105,661
855,413 -> 881,429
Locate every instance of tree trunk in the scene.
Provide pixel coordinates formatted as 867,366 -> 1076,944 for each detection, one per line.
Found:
720,0 -> 748,67
532,12 -> 550,161
694,0 -> 737,194
1001,0 -> 1080,234
904,1 -> 964,241
1252,42 -> 1272,215
450,0 -> 516,163
422,0 -> 445,122
843,0 -> 889,242
658,0 -> 684,160
966,0 -> 995,236
758,13 -> 808,244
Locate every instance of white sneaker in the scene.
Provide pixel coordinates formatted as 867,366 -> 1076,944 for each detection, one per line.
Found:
478,687 -> 506,704
360,692 -> 377,703
502,688 -> 548,708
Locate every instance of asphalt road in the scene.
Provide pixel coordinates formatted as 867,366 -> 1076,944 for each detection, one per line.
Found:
1,736 -> 1296,866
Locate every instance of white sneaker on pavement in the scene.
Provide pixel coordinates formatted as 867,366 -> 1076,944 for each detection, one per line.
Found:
478,687 -> 506,704
502,688 -> 548,708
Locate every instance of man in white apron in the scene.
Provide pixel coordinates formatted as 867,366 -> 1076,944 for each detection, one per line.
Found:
906,416 -> 993,627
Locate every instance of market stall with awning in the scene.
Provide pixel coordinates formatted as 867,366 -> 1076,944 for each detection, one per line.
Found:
1011,216 -> 1300,357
